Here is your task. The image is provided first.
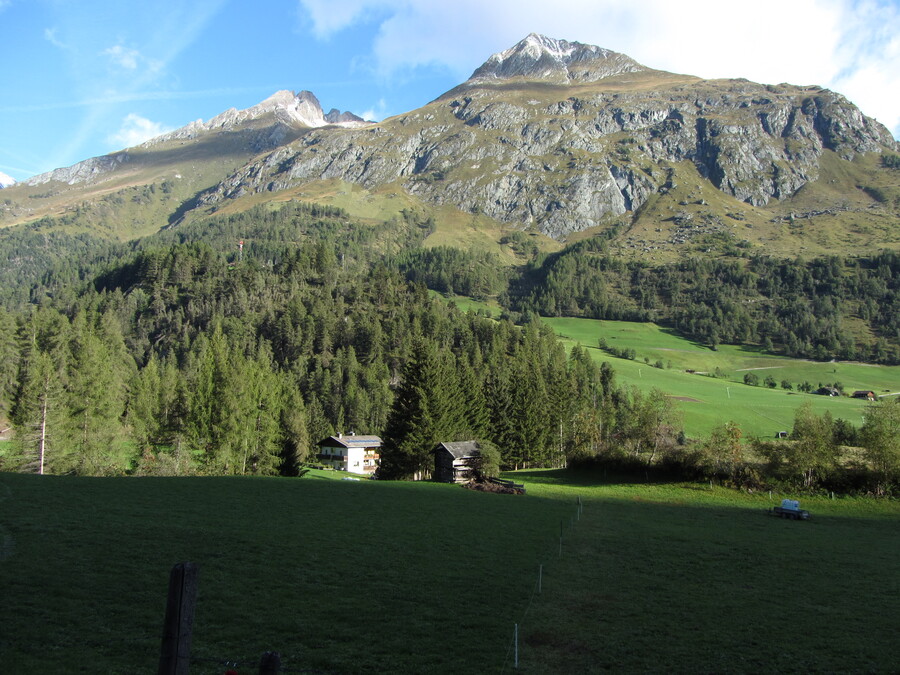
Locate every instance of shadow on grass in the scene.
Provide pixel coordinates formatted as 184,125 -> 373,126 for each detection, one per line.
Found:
657,325 -> 717,352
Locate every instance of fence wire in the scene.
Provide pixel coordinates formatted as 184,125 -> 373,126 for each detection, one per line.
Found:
500,497 -> 585,673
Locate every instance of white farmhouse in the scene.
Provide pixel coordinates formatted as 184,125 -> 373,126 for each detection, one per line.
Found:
316,433 -> 382,474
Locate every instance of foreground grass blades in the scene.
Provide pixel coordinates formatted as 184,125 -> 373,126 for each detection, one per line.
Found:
0,470 -> 897,673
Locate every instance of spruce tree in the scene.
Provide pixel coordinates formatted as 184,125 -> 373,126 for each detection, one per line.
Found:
380,338 -> 465,479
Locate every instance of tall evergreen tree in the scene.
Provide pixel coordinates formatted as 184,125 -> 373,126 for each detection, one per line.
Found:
64,316 -> 129,475
379,338 -> 465,479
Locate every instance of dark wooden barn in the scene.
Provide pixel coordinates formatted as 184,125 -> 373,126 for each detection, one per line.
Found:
433,441 -> 481,483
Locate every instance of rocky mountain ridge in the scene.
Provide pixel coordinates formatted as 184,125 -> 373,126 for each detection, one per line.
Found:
22,90 -> 369,188
195,35 -> 897,239
0,171 -> 16,188
3,34 -> 898,250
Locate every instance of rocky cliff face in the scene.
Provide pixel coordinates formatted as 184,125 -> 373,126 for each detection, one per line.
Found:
197,36 -> 897,239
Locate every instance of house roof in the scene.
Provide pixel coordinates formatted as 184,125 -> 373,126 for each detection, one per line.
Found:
318,435 -> 382,449
435,440 -> 480,459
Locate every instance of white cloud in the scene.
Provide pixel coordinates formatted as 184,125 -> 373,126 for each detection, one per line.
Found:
103,44 -> 142,70
360,98 -> 388,121
299,0 -> 388,38
44,27 -> 67,50
108,113 -> 174,148
298,0 -> 900,138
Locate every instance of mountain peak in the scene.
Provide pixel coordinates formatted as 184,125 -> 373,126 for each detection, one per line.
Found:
468,33 -> 648,84
0,171 -> 15,188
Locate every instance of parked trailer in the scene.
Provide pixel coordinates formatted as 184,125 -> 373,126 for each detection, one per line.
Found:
770,498 -> 810,520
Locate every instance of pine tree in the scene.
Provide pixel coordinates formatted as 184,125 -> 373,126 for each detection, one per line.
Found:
379,338 -> 465,479
64,316 -> 129,475
10,350 -> 65,474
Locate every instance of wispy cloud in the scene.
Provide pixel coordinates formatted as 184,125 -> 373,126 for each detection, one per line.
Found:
103,44 -> 142,70
44,27 -> 67,50
108,113 -> 174,148
360,98 -> 388,122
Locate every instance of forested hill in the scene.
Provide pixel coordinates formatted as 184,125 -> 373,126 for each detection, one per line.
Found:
507,240 -> 900,364
0,203 -> 659,478
2,201 -> 899,491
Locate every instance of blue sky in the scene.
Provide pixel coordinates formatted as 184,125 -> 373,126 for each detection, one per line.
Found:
1,0 -> 898,183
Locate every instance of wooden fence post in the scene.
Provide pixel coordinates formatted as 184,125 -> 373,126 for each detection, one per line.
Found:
259,651 -> 281,674
158,562 -> 199,675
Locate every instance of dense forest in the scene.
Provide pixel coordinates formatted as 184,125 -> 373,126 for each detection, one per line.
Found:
0,204 -> 676,480
508,239 -> 900,364
0,203 -> 897,492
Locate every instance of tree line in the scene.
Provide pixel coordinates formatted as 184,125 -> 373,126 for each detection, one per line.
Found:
1,204 -> 683,478
508,242 -> 900,364
0,202 -> 897,491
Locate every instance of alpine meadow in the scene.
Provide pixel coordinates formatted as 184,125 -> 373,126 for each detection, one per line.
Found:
1,31 -> 899,673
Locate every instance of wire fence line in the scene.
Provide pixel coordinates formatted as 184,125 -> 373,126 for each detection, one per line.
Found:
500,496 -> 585,672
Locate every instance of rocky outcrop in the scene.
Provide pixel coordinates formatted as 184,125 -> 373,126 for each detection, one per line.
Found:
0,171 -> 16,188
198,72 -> 897,239
24,152 -> 131,187
19,35 -> 896,238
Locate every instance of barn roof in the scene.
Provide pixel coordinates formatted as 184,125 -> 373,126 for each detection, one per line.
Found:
435,440 -> 480,459
318,435 -> 382,449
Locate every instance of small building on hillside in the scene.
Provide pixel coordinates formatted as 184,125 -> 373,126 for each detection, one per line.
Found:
433,441 -> 481,483
815,386 -> 841,397
317,434 -> 382,474
851,390 -> 876,401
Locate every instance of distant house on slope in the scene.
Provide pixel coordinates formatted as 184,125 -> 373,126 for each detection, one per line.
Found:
815,386 -> 841,397
433,441 -> 481,483
317,433 -> 381,474
851,390 -> 876,401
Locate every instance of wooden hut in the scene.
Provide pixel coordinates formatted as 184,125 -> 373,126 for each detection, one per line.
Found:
433,441 -> 481,483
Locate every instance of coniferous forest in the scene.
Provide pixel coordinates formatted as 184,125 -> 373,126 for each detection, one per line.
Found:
0,203 -> 898,491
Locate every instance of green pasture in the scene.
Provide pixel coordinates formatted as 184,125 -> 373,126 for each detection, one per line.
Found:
516,469 -> 900,673
1,470 -> 896,673
543,317 -> 900,438
0,470 -> 572,673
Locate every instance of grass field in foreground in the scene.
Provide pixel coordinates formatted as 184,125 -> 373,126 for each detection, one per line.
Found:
1,470 -> 897,673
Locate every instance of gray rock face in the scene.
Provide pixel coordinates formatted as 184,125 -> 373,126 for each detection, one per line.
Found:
199,75 -> 897,239
24,153 -> 131,187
